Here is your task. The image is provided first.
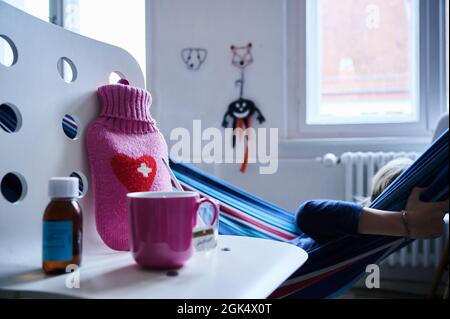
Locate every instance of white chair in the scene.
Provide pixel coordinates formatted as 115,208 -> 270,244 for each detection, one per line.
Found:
432,113 -> 449,142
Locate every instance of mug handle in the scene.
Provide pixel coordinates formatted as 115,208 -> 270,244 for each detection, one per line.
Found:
195,198 -> 219,227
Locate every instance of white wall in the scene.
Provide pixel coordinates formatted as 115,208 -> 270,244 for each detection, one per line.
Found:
148,0 -> 285,132
146,0 -> 428,212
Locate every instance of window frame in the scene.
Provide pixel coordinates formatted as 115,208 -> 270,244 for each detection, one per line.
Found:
285,0 -> 448,139
49,0 -> 62,26
51,0 -> 146,76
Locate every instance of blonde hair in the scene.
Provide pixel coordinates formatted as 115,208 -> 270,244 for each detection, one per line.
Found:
362,157 -> 413,206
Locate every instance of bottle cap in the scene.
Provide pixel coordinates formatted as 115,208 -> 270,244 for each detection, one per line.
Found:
48,177 -> 79,199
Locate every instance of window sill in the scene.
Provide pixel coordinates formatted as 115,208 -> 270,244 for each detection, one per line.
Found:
278,136 -> 431,159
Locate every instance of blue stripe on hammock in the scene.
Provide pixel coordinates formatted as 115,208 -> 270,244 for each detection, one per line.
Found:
179,175 -> 299,238
173,163 -> 300,236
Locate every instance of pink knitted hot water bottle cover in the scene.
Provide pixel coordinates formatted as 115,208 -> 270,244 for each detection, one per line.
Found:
86,83 -> 172,251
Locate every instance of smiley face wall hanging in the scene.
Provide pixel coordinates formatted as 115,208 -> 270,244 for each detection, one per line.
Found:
181,48 -> 208,71
222,43 -> 266,174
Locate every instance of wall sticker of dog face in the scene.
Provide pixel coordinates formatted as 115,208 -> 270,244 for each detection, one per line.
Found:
181,48 -> 208,71
230,43 -> 254,69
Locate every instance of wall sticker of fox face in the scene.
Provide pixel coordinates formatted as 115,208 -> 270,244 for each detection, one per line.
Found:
230,43 -> 254,69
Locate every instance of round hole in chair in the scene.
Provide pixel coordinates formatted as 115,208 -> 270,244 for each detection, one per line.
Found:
62,114 -> 80,140
57,57 -> 78,83
70,171 -> 89,198
0,35 -> 18,67
166,271 -> 179,277
109,71 -> 128,84
1,172 -> 27,204
0,103 -> 22,133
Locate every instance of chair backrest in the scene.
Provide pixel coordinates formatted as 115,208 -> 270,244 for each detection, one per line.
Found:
0,2 -> 145,263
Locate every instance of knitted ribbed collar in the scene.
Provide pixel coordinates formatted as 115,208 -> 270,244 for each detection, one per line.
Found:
97,83 -> 158,134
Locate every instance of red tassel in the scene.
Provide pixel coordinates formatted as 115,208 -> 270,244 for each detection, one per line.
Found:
240,118 -> 251,173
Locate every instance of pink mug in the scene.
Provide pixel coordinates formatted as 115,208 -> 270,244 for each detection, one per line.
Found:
127,191 -> 219,269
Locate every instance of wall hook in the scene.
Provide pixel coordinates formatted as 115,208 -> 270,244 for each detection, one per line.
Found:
222,42 -> 266,174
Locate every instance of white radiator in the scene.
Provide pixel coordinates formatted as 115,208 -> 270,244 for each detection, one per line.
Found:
341,152 -> 448,269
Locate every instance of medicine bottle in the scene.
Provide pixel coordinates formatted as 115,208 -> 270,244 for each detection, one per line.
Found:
42,178 -> 82,274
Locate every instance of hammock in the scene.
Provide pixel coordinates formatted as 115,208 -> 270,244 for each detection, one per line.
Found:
170,130 -> 449,299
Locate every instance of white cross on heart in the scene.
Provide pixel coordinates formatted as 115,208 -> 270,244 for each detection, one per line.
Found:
137,163 -> 153,178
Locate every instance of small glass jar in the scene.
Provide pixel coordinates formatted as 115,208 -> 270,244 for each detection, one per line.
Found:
42,178 -> 82,274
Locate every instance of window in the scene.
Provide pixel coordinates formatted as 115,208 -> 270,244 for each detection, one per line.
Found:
287,0 -> 447,138
61,0 -> 146,77
307,0 -> 419,125
1,0 -> 49,22
1,0 -> 145,77
1,0 -> 49,66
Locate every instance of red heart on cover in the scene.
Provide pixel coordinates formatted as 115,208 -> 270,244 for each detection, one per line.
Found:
111,154 -> 157,192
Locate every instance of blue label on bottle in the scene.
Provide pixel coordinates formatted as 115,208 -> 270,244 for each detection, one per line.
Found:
43,221 -> 73,262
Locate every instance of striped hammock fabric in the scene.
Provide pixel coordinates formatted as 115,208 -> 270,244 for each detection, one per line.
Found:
170,129 -> 449,299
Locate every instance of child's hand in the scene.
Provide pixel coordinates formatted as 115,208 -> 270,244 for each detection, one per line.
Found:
405,187 -> 449,239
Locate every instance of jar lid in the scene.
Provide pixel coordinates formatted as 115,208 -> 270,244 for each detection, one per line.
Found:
48,177 -> 79,199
